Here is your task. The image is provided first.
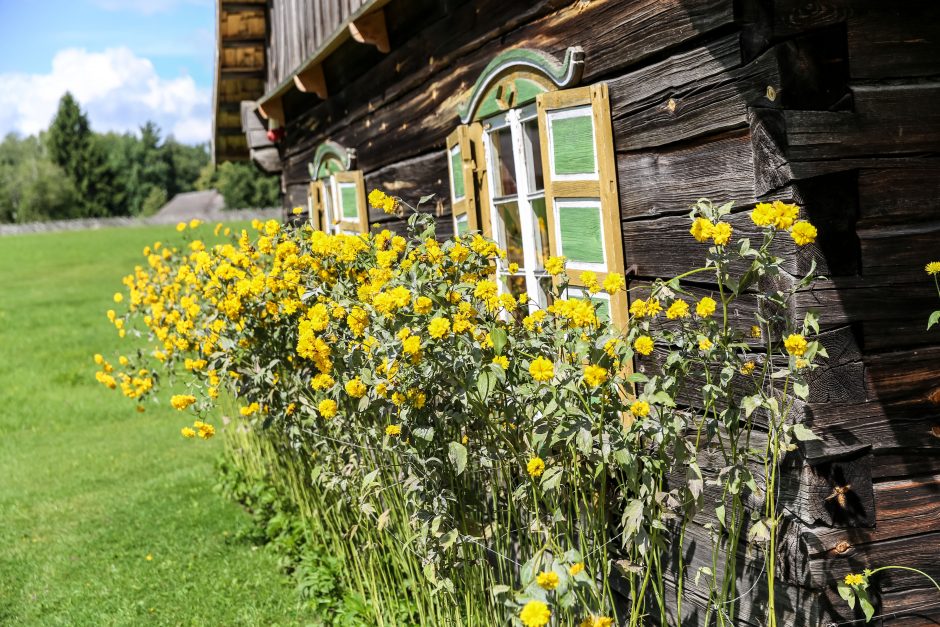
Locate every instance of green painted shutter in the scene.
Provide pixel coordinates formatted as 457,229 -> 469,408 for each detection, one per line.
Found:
557,204 -> 605,264
550,112 -> 595,176
450,147 -> 465,199
341,184 -> 358,219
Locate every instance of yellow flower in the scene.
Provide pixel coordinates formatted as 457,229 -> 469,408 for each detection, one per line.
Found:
740,361 -> 756,375
527,457 -> 545,477
428,317 -> 451,339
712,221 -> 733,246
310,373 -> 335,390
240,402 -> 260,416
582,364 -> 607,387
176,222 -> 186,232
751,202 -> 774,227
630,400 -> 650,417
580,616 -> 614,627
113,292 -> 123,303
345,378 -> 367,398
492,355 -> 509,369
181,427 -> 196,438
368,189 -> 388,209
698,337 -> 713,351
170,394 -> 196,410
529,356 -> 554,382
197,422 -> 215,439
633,336 -> 654,356
318,399 -> 338,419
927,261 -> 940,275
666,299 -> 689,319
536,571 -> 559,590
795,357 -> 809,369
771,200 -> 799,230
402,335 -> 421,355
603,272 -> 624,294
385,424 -> 401,437
545,256 -> 566,276
580,270 -> 599,293
790,221 -> 817,246
690,217 -> 714,242
569,562 -> 585,576
507,262 -> 519,274
629,299 -> 647,318
844,573 -> 865,586
414,296 -> 433,314
784,333 -> 808,357
750,325 -> 762,338
520,600 -> 551,627
696,296 -> 716,318
189,218 -> 202,229
645,298 -> 662,317
292,206 -> 303,215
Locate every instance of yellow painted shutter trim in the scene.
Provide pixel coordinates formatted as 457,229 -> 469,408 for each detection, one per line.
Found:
332,170 -> 369,234
537,83 -> 627,330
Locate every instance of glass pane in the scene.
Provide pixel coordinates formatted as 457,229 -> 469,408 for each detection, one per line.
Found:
340,183 -> 358,219
501,273 -> 528,301
450,146 -> 465,200
530,196 -> 549,269
496,201 -> 525,267
550,111 -> 596,176
490,126 -> 517,198
523,120 -> 544,192
557,203 -> 605,265
454,213 -> 469,237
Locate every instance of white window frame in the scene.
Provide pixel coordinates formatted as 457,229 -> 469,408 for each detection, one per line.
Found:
545,105 -> 599,182
483,105 -> 548,314
552,197 -> 608,272
322,177 -> 337,234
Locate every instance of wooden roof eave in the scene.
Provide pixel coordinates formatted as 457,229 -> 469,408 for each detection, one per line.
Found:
256,0 -> 394,121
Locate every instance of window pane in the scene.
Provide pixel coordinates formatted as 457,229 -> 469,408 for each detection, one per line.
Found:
454,213 -> 469,237
557,203 -> 605,265
501,273 -> 528,301
450,146 -> 465,200
530,196 -> 550,269
340,183 -> 358,219
550,111 -> 596,176
490,126 -> 517,198
523,120 -> 544,192
496,201 -> 525,267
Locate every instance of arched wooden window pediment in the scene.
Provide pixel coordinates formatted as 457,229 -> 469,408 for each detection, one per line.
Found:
306,141 -> 368,234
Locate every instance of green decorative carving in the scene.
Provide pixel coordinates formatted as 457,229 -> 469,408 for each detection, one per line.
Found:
457,47 -> 585,123
308,141 -> 356,180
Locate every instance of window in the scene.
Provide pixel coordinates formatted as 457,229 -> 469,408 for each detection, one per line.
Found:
482,104 -> 553,311
446,126 -> 481,238
307,144 -> 368,234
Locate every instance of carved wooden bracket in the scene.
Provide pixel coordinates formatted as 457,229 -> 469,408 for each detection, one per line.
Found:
349,9 -> 389,54
257,96 -> 284,127
294,64 -> 328,99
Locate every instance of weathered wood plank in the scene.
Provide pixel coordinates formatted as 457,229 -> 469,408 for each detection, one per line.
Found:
857,165 -> 940,228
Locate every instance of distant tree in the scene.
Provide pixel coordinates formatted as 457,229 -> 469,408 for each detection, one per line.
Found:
140,186 -> 168,216
0,134 -> 79,222
162,139 -> 209,198
45,93 -> 119,217
196,160 -> 280,209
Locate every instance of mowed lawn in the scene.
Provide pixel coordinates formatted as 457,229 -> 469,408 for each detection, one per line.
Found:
0,225 -> 306,625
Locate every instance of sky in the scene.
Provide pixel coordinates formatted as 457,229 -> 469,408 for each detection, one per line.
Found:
0,0 -> 214,144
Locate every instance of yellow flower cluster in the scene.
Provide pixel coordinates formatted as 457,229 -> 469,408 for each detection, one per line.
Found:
367,189 -> 398,215
690,217 -> 733,246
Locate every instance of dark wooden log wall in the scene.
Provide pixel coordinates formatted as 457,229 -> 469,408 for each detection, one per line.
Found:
271,1 -> 940,624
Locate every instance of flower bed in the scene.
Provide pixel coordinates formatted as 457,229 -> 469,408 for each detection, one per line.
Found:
98,196 -> 824,626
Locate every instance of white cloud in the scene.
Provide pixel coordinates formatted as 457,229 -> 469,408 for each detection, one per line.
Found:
0,47 -> 210,144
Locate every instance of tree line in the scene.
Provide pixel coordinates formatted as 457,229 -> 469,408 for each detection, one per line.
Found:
0,93 -> 280,223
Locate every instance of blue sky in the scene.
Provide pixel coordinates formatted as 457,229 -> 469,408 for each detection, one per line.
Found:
0,0 -> 215,143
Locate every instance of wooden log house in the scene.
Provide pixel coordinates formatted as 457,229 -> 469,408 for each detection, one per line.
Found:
211,1 -> 940,624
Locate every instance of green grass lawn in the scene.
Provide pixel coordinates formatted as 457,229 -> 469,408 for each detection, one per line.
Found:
0,224 -> 308,626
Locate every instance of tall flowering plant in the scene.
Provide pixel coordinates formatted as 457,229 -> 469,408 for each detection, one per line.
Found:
97,195 -> 821,627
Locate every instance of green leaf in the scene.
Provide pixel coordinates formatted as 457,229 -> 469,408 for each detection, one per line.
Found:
742,394 -> 762,418
928,310 -> 940,330
417,194 -> 436,205
793,380 -> 809,400
491,327 -> 508,354
540,466 -> 564,492
858,590 -> 875,622
621,499 -> 644,540
576,427 -> 593,455
649,390 -> 676,407
715,504 -> 726,528
491,584 -> 510,596
792,423 -> 820,441
448,441 -> 468,475
837,581 -> 853,602
476,368 -> 496,401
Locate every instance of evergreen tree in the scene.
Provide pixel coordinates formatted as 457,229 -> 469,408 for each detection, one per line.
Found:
45,93 -> 119,216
